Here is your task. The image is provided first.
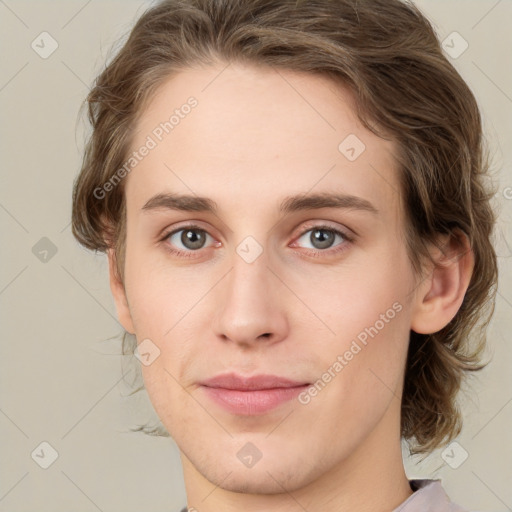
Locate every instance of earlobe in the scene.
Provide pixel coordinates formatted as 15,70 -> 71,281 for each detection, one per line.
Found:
107,248 -> 135,334
410,231 -> 475,335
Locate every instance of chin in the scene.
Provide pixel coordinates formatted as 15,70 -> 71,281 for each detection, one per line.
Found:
211,469 -> 300,495
196,451 -> 318,496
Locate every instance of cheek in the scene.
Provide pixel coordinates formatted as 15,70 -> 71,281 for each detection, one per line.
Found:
123,246 -> 201,336
305,290 -> 411,445
307,249 -> 413,394
301,248 -> 412,341
122,254 -> 215,395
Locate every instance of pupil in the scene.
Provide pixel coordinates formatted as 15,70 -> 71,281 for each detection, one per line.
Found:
182,229 -> 205,249
312,229 -> 334,249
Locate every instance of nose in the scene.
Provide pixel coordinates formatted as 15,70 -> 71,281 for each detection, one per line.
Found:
212,249 -> 289,349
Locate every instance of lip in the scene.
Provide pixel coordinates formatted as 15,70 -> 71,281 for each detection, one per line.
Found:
199,373 -> 310,415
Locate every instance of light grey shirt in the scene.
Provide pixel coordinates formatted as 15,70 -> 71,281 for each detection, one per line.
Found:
393,479 -> 467,511
179,479 -> 467,512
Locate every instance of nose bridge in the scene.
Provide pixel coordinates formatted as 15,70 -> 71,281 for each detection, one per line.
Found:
212,240 -> 288,346
230,243 -> 269,302
225,228 -> 272,297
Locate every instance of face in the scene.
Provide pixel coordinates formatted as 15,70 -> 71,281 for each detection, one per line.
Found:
112,61 -> 421,494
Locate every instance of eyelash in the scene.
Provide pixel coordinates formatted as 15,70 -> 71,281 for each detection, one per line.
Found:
159,223 -> 354,259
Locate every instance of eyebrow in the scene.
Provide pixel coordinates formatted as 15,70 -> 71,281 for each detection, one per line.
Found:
141,192 -> 379,215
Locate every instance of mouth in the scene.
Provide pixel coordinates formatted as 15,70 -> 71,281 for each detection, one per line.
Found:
198,373 -> 310,415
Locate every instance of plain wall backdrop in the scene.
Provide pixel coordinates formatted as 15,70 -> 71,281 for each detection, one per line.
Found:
1,1 -> 511,511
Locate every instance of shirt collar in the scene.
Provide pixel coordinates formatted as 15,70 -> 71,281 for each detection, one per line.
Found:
392,479 -> 467,512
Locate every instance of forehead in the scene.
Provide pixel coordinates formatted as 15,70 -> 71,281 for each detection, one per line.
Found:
125,61 -> 400,220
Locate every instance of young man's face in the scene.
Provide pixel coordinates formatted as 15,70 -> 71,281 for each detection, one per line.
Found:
111,62 -> 422,494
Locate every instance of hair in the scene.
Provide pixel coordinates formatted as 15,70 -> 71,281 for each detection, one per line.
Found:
71,0 -> 498,454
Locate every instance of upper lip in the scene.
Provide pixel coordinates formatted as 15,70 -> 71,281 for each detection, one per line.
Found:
200,373 -> 309,391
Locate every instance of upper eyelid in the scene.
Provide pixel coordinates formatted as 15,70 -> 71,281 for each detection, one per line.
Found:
161,224 -> 215,245
293,221 -> 354,240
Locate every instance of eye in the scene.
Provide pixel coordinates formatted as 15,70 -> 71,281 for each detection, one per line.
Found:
292,225 -> 352,254
161,224 -> 217,257
160,222 -> 353,259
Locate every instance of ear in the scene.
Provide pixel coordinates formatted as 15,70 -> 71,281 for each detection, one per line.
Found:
107,248 -> 135,334
410,230 -> 475,334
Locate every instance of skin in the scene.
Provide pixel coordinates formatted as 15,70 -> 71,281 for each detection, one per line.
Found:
107,61 -> 474,512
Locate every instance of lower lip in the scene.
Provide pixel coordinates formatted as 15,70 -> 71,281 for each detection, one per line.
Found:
200,385 -> 309,415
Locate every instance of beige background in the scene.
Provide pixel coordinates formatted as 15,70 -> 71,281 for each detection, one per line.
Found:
0,0 -> 511,511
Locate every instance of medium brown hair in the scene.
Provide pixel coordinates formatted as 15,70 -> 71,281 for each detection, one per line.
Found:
71,0 -> 498,454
